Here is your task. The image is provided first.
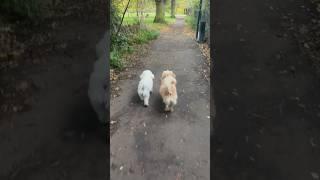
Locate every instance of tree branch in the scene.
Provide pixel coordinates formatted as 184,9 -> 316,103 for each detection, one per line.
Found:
116,0 -> 131,36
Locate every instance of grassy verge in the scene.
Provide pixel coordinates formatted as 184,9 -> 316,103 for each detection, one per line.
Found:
111,14 -> 174,69
185,15 -> 197,30
111,28 -> 160,69
123,13 -> 176,26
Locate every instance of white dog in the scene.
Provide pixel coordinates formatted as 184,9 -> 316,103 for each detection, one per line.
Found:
138,70 -> 154,107
159,70 -> 177,112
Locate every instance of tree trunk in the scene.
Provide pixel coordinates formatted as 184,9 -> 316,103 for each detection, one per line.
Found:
154,0 -> 165,23
171,0 -> 175,18
136,0 -> 139,17
139,0 -> 146,28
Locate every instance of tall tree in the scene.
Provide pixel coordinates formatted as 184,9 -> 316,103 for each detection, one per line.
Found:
154,0 -> 166,23
137,0 -> 146,28
171,0 -> 176,18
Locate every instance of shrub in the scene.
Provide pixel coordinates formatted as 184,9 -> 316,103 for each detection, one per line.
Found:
132,29 -> 159,44
110,27 -> 159,69
110,48 -> 123,69
185,14 -> 197,30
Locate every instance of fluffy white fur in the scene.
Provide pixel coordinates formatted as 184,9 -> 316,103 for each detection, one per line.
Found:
88,31 -> 109,124
137,70 -> 154,107
159,70 -> 177,112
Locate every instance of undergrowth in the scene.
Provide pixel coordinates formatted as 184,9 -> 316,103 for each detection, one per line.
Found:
111,28 -> 159,69
185,15 -> 197,30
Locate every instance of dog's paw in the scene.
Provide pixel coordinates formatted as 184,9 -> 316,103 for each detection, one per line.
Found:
144,104 -> 148,107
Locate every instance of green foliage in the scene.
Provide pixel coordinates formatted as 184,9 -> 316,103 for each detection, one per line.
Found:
131,29 -> 159,44
185,15 -> 197,30
110,28 -> 159,69
0,0 -> 42,20
123,13 -> 175,25
110,48 -> 123,69
111,1 -> 121,34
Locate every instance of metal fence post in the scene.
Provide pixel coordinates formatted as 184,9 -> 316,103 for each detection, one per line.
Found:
195,0 -> 203,39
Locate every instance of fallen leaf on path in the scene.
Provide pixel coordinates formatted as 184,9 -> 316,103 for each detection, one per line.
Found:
311,172 -> 319,179
279,70 -> 289,74
234,152 -> 239,159
298,103 -> 306,109
232,89 -> 239,96
304,43 -> 310,49
249,156 -> 255,162
110,121 -> 117,124
228,106 -> 235,111
310,137 -> 317,147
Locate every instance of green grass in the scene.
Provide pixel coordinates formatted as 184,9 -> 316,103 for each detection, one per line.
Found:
131,29 -> 160,44
110,12 -> 174,69
110,49 -> 123,69
123,13 -> 176,31
123,13 -> 176,26
110,28 -> 160,69
185,15 -> 197,30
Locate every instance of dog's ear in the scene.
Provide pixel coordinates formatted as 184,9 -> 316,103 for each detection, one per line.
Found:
171,72 -> 176,78
140,72 -> 144,79
161,72 -> 165,79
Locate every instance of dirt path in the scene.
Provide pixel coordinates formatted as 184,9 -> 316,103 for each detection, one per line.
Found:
0,4 -> 107,180
110,17 -> 210,180
213,0 -> 320,179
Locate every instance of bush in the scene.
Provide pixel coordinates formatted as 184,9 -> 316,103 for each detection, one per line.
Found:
131,29 -> 159,44
185,15 -> 197,30
110,27 -> 159,69
110,48 -> 123,69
